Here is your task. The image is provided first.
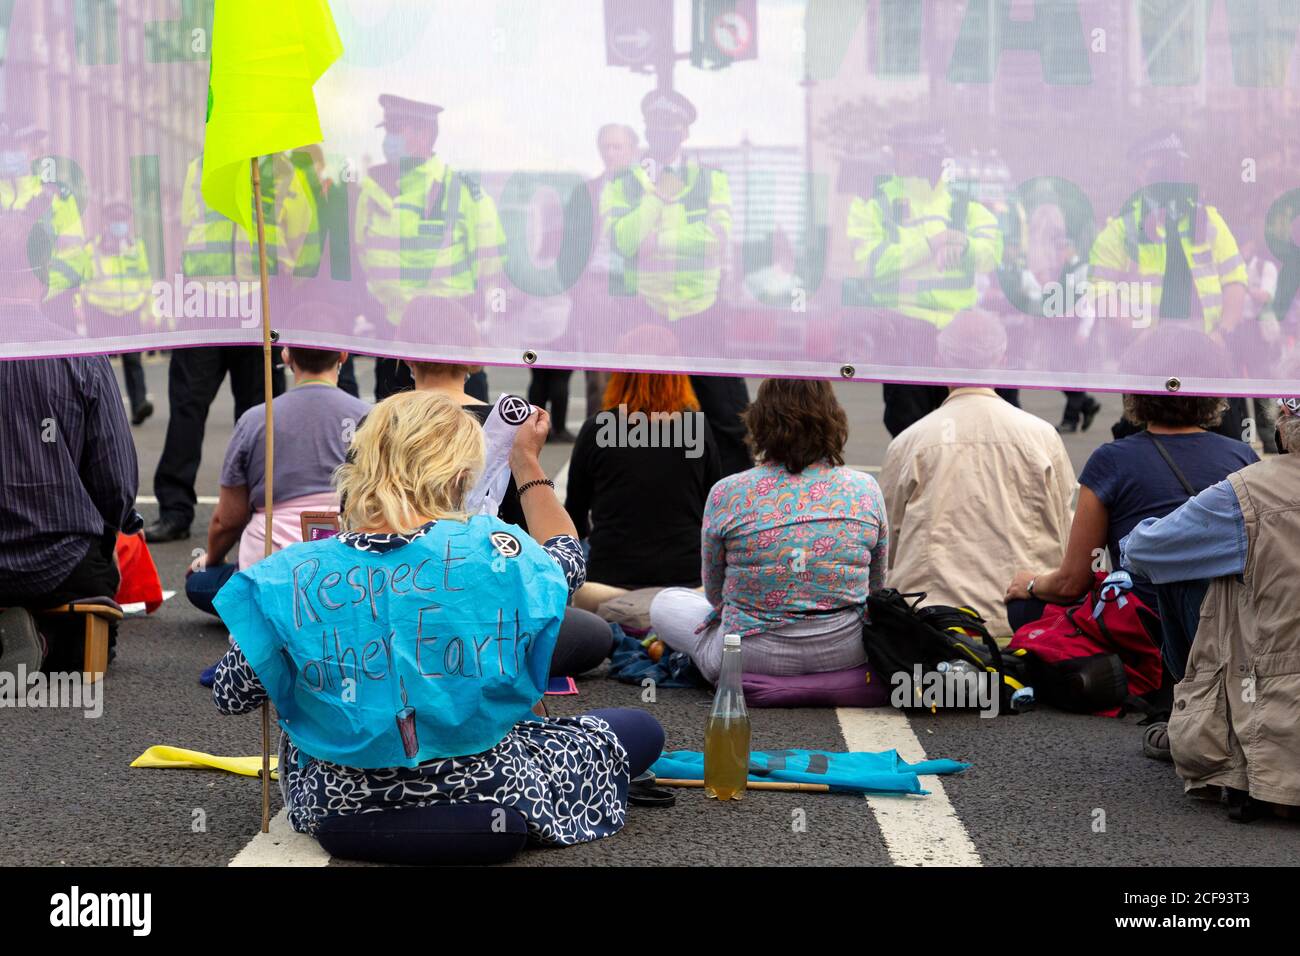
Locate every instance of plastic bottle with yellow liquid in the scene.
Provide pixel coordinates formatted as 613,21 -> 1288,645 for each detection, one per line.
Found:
704,633 -> 750,800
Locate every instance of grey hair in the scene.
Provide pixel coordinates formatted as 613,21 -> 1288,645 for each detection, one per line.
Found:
597,123 -> 638,148
1278,410 -> 1300,451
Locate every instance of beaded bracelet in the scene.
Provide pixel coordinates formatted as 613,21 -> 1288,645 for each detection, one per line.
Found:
517,478 -> 555,497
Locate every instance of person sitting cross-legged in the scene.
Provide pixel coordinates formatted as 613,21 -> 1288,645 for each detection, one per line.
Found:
880,310 -> 1077,637
565,372 -> 722,613
1117,394 -> 1300,817
650,379 -> 888,681
0,356 -> 138,674
185,347 -> 370,617
211,391 -> 664,859
1005,394 -> 1258,631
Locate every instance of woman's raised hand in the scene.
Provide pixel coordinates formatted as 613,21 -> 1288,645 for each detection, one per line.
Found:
509,405 -> 550,474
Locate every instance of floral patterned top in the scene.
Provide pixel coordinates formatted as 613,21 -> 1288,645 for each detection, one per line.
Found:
211,525 -> 630,846
701,461 -> 889,638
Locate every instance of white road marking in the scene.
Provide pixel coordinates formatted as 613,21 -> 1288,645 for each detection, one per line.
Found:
228,809 -> 330,867
228,704 -> 978,867
835,707 -> 982,867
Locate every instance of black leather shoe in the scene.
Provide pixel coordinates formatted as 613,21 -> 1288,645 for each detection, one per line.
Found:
144,519 -> 190,543
1056,420 -> 1079,434
1081,398 -> 1102,432
131,400 -> 154,426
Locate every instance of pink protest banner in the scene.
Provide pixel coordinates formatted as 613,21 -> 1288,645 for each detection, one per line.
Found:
2,0 -> 1299,396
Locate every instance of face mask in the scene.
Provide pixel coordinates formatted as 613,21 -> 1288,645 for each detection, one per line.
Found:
0,151 -> 28,177
644,127 -> 685,162
382,132 -> 408,164
108,222 -> 130,239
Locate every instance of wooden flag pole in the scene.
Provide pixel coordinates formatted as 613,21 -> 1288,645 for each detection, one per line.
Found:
250,156 -> 275,834
654,779 -> 832,793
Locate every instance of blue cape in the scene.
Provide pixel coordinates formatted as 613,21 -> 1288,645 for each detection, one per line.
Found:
213,516 -> 568,769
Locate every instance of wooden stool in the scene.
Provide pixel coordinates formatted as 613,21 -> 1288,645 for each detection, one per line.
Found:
37,599 -> 123,683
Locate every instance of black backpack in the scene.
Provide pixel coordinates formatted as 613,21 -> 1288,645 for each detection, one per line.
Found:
863,590 -> 1031,714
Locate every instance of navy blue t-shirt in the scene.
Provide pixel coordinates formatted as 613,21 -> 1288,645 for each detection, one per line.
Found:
1079,431 -> 1258,600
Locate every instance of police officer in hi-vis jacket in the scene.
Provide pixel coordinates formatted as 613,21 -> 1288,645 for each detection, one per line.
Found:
355,95 -> 504,402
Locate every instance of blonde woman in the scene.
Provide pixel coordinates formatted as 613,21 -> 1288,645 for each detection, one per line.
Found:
210,391 -> 663,863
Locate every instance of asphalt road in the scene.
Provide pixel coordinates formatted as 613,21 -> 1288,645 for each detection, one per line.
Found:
2,356 -> 1294,867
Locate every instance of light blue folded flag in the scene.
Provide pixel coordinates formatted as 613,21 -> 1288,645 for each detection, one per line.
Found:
651,748 -> 968,795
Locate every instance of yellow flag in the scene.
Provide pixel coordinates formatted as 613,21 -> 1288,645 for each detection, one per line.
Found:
201,0 -> 342,234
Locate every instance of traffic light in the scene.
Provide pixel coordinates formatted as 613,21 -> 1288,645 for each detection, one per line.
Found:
691,0 -> 758,69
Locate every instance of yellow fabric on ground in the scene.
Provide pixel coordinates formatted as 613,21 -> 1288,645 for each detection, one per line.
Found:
130,745 -> 279,779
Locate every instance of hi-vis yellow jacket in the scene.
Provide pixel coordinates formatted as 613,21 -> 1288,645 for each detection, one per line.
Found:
847,176 -> 1003,328
600,160 -> 732,322
1089,198 -> 1247,334
0,174 -> 88,298
354,154 -> 506,325
181,155 -> 314,280
81,238 -> 151,320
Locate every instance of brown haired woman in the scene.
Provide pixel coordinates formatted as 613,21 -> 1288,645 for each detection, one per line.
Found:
1004,394 -> 1258,756
565,372 -> 722,611
1006,395 -> 1257,619
650,379 -> 889,681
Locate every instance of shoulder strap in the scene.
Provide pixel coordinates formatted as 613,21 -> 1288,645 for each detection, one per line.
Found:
949,187 -> 969,232
683,165 -> 712,214
1144,432 -> 1198,497
872,186 -> 900,243
617,168 -> 644,207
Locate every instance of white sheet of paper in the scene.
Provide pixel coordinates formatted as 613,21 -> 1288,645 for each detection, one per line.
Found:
467,394 -> 531,516
122,589 -> 175,616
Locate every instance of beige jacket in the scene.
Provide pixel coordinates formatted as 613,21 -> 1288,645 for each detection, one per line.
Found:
880,388 -> 1076,637
1169,454 -> 1300,806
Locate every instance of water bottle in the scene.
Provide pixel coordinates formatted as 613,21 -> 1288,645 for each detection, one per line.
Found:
937,659 -> 979,674
704,634 -> 751,801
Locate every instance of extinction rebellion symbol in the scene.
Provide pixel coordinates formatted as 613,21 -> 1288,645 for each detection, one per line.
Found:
490,531 -> 522,558
499,395 -> 531,426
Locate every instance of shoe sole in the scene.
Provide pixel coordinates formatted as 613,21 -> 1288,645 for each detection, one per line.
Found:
0,606 -> 44,675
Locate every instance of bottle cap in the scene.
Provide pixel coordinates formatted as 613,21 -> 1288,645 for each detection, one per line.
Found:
723,633 -> 741,647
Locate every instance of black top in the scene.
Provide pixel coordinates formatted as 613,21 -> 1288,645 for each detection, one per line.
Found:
0,355 -> 138,594
564,412 -> 722,589
688,375 -> 753,478
464,403 -> 527,531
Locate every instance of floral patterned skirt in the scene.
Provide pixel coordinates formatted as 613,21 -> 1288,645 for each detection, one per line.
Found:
280,714 -> 630,846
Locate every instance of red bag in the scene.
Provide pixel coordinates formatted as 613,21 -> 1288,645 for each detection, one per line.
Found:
115,531 -> 164,613
1009,571 -> 1163,716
